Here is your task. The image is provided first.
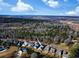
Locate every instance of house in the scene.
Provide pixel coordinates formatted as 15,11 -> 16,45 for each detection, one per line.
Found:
17,41 -> 21,46
16,47 -> 28,58
43,45 -> 50,52
37,45 -> 44,50
56,49 -> 64,57
15,41 -> 20,46
37,44 -> 46,51
22,41 -> 28,47
17,50 -> 22,57
33,42 -> 40,49
56,49 -> 61,57
27,42 -> 33,47
19,41 -> 24,47
64,37 -> 72,45
49,48 -> 55,53
63,51 -> 68,58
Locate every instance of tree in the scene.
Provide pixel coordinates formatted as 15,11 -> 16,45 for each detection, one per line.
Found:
31,52 -> 38,58
0,40 -> 3,45
69,43 -> 79,58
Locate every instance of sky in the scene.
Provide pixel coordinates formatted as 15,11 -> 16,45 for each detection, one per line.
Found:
0,0 -> 79,16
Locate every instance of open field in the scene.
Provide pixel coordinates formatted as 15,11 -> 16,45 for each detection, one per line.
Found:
0,46 -> 18,58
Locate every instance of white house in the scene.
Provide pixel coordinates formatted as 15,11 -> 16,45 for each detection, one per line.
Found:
27,42 -> 33,47
63,51 -> 68,58
22,41 -> 28,47
49,48 -> 55,53
17,50 -> 22,57
37,45 -> 44,50
33,42 -> 40,49
43,45 -> 50,52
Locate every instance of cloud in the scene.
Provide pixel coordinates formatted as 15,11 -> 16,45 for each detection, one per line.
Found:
65,6 -> 79,16
0,0 -> 11,10
11,0 -> 34,12
42,0 -> 59,8
65,11 -> 76,15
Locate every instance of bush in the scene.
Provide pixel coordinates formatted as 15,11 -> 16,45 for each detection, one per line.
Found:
31,52 -> 38,58
69,43 -> 79,58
